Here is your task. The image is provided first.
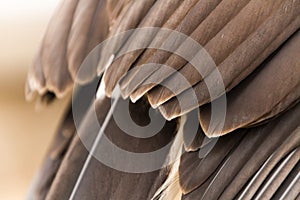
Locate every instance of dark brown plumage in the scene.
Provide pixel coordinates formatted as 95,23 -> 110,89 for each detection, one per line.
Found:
26,0 -> 300,199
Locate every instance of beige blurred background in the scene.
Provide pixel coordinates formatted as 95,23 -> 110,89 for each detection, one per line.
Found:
0,1 -> 70,199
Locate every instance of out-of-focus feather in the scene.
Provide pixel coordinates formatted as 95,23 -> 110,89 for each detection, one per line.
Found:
67,0 -> 109,81
40,0 -> 79,97
27,0 -> 79,100
27,107 -> 75,200
26,0 -> 130,101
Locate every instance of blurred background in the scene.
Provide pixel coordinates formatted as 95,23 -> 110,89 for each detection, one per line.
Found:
0,1 -> 70,199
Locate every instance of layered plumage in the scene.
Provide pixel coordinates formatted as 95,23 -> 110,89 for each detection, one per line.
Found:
26,0 -> 300,199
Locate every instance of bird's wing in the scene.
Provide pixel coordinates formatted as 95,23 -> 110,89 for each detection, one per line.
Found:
26,0 -> 300,136
26,0 -> 300,199
101,0 -> 300,136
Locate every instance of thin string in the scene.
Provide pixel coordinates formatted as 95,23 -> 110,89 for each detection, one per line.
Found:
69,56 -> 117,200
69,91 -> 121,200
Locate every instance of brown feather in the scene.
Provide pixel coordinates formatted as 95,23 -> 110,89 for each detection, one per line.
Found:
272,161 -> 300,200
118,0 -> 207,97
45,95 -> 178,199
41,0 -> 79,97
179,131 -> 245,193
159,2 -> 300,121
67,0 -> 109,81
124,0 -> 225,101
181,102 -> 300,199
200,30 -> 300,136
97,0 -> 155,74
251,148 -> 300,200
27,107 -> 75,199
148,0 -> 299,109
103,0 -> 185,96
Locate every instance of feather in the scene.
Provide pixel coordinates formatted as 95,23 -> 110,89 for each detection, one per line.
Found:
179,131 -> 245,194
26,46 -> 47,100
182,124 -> 208,153
44,94 -> 178,199
26,0 -> 130,101
152,115 -> 185,200
27,107 -> 75,200
272,161 -> 300,200
159,8 -> 300,122
41,0 -> 79,97
129,0 -> 251,102
218,103 -> 300,199
203,127 -> 300,200
181,101 -> 300,199
106,0 -> 131,21
67,0 -> 109,81
97,0 -> 156,74
147,17 -> 299,109
150,0 -> 299,111
118,0 -> 206,98
200,30 -> 300,136
26,1 -> 300,199
252,148 -> 299,200
102,0 -> 185,96
26,0 -> 79,99
123,0 -> 224,101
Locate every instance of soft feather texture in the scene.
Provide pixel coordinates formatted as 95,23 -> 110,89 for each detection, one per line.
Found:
118,0 -> 214,97
26,0 -> 300,199
67,0 -> 109,81
98,0 -> 156,75
26,0 -> 79,99
156,0 -> 300,121
44,97 -> 178,200
127,0 -> 247,101
27,107 -> 75,200
102,0 -> 185,96
26,0 -> 129,100
180,102 -> 300,199
26,0 -> 300,137
200,30 -> 300,136
129,0 -> 300,105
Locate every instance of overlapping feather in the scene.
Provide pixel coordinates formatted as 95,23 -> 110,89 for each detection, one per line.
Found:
26,1 -> 300,199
